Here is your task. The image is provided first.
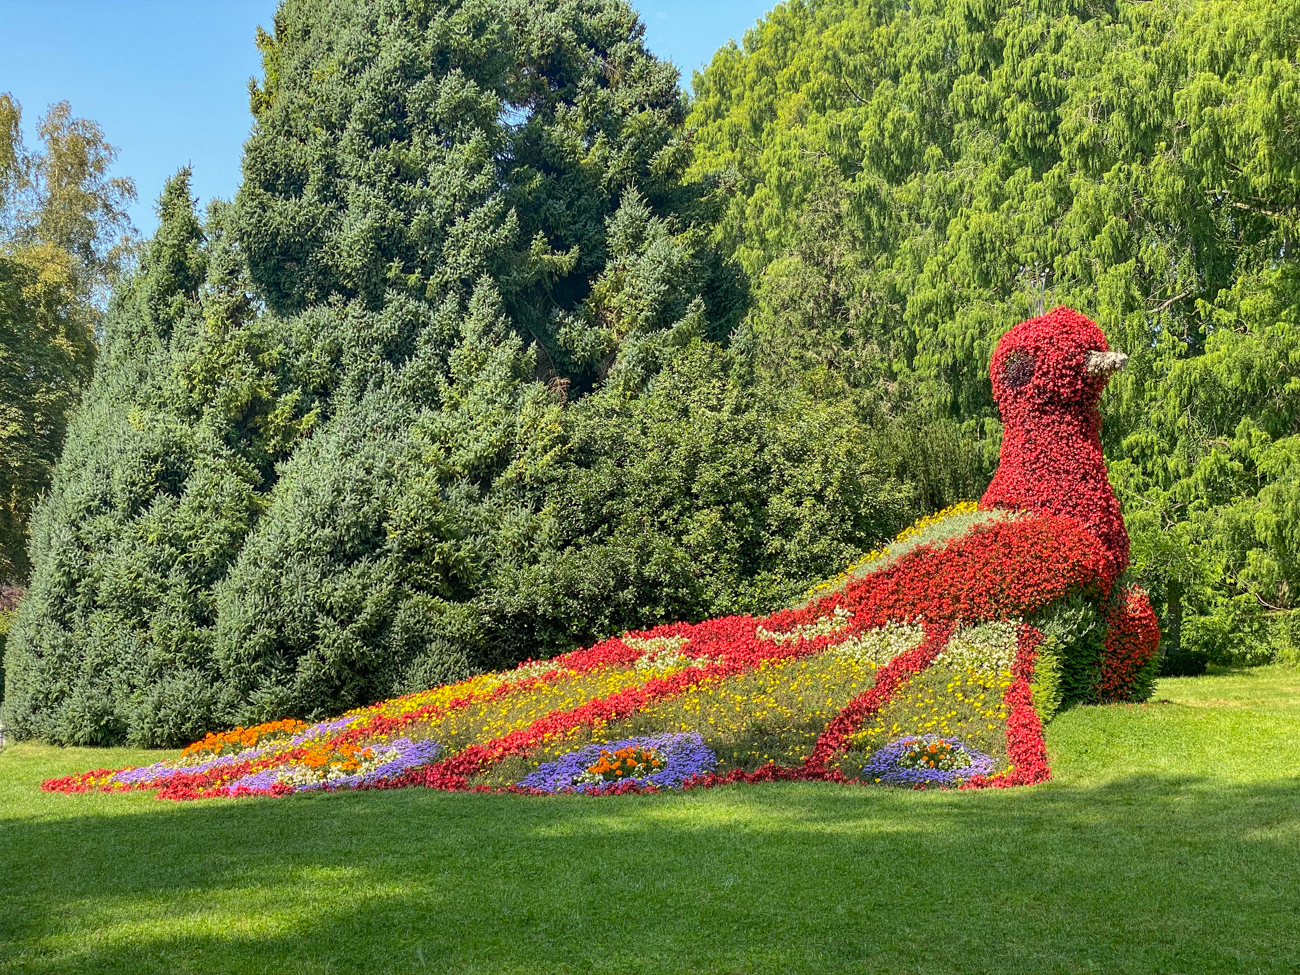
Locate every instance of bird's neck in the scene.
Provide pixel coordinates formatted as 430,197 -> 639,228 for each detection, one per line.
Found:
981,400 -> 1129,570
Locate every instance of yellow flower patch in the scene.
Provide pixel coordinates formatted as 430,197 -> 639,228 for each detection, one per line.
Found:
420,661 -> 698,754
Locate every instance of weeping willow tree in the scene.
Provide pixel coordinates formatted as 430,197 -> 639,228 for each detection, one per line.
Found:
689,0 -> 1300,665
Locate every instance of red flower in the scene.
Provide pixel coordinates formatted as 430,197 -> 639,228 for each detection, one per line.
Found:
1097,586 -> 1161,702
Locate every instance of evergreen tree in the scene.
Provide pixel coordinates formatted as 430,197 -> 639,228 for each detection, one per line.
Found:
211,0 -> 850,726
211,0 -> 728,724
2,173 -> 313,744
7,0 -> 903,743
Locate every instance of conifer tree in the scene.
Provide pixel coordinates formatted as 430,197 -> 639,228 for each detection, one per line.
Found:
2,172 -> 313,744
6,0 -> 901,743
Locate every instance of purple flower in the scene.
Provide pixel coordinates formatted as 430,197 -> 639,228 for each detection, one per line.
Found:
287,715 -> 362,746
222,737 -> 444,794
106,714 -> 372,788
517,732 -> 717,794
861,736 -> 996,787
110,746 -> 276,785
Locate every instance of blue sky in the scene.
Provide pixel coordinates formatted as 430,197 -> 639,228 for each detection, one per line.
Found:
0,1 -> 774,237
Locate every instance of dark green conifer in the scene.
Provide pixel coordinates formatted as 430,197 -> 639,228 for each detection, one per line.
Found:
6,0 -> 900,743
2,172 -> 313,744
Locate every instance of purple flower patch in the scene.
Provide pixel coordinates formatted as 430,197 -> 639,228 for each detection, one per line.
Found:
224,737 -> 444,794
106,714 -> 372,789
861,736 -> 995,787
110,745 -> 278,786
517,732 -> 717,794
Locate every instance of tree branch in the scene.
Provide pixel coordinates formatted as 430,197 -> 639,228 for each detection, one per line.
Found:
1150,290 -> 1191,315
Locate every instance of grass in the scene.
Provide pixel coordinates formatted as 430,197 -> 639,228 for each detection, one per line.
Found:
2,665 -> 1298,975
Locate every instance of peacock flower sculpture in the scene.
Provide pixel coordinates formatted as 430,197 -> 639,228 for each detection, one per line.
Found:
47,308 -> 1160,800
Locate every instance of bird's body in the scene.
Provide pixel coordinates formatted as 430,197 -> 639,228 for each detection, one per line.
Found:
49,309 -> 1160,800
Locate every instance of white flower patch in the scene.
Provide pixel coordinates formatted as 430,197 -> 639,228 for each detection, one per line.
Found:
758,606 -> 855,644
503,660 -> 575,684
623,635 -> 690,655
939,620 -> 1019,674
828,621 -> 925,665
625,635 -> 716,671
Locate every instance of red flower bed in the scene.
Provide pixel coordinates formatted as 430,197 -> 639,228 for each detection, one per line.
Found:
378,618 -> 848,793
676,623 -> 955,791
42,510 -> 1121,799
799,624 -> 953,777
1098,585 -> 1161,703
778,513 -> 1118,633
370,511 -> 1115,794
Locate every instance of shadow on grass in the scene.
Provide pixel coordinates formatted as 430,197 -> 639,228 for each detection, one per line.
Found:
3,773 -> 1300,975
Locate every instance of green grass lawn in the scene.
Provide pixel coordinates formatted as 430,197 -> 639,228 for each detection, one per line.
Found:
2,666 -> 1299,975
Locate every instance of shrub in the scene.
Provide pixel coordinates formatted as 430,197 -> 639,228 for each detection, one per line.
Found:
1158,651 -> 1210,678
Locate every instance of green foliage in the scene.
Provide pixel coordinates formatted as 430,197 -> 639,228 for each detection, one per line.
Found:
204,0 -> 762,727
1158,649 -> 1209,678
511,345 -> 907,641
0,586 -> 17,706
689,0 -> 1300,661
1030,596 -> 1105,718
235,0 -> 743,395
2,173 -> 314,745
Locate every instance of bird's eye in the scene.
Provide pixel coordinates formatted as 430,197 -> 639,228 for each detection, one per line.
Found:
1002,351 -> 1035,390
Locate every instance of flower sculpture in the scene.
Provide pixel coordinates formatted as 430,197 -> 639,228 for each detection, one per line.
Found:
46,307 -> 1159,801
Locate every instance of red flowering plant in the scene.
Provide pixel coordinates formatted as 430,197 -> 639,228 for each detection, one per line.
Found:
43,307 -> 1156,801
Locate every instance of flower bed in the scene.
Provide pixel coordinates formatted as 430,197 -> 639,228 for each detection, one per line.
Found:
515,733 -> 717,794
861,736 -> 997,786
43,505 -> 1114,800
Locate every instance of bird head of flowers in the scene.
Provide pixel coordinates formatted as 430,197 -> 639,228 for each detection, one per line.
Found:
982,306 -> 1132,570
44,308 -> 1160,803
989,306 -> 1126,413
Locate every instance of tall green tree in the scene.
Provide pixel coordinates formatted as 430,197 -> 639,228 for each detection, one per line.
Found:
6,0 -> 903,743
2,173 -> 315,744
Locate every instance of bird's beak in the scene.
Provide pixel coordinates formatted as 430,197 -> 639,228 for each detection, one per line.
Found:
1084,350 -> 1128,375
